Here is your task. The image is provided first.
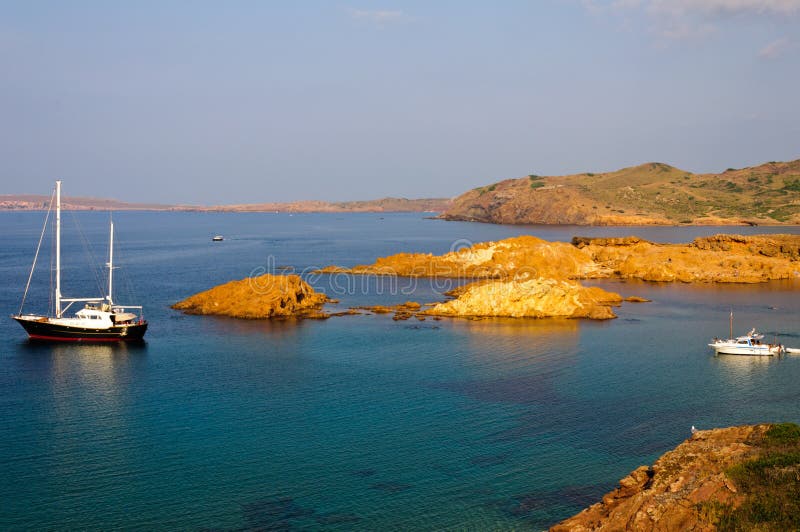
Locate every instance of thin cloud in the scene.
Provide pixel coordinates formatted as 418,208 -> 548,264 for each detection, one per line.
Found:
584,0 -> 800,39
346,8 -> 409,26
759,37 -> 793,58
649,0 -> 800,16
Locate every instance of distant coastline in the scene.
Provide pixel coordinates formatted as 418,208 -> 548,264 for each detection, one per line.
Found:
0,195 -> 452,213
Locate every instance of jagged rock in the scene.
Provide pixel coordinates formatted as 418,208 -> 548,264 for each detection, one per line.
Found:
172,274 -> 328,319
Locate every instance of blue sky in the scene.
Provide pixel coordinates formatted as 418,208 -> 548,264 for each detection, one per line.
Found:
1,1 -> 798,204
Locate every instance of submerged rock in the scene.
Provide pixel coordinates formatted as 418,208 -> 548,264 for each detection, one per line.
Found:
172,274 -> 328,319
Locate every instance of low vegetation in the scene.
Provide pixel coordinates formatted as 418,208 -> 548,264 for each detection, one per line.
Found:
701,423 -> 800,531
442,158 -> 800,225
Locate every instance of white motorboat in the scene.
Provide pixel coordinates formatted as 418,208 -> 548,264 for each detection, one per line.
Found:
708,311 -> 782,356
708,330 -> 783,356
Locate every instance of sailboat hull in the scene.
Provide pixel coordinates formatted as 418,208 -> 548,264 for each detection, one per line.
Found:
13,316 -> 147,342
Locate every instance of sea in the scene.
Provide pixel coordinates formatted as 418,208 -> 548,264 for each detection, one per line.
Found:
1,211 -> 799,530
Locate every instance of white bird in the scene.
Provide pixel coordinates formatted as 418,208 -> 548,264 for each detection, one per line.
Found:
691,425 -> 698,434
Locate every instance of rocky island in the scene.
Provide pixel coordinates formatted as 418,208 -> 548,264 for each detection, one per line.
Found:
551,423 -> 800,531
172,274 -> 329,319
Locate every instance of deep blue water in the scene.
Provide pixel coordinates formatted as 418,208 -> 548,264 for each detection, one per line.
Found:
1,211 -> 799,530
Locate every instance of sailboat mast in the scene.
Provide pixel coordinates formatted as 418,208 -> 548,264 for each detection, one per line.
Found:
107,218 -> 114,304
729,310 -> 733,340
55,180 -> 62,317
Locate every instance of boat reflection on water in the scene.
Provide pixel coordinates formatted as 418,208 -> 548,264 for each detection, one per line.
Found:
17,341 -> 147,439
712,350 -> 777,386
19,339 -> 147,386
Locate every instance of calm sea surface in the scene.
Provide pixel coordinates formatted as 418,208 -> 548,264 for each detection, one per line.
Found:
1,211 -> 799,530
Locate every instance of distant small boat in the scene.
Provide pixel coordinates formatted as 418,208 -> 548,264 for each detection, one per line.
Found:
786,348 -> 800,355
212,235 -> 224,242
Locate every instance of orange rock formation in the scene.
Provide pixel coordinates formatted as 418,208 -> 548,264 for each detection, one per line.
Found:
314,233 -> 799,320
575,234 -> 800,283
425,278 -> 622,319
322,234 -> 800,284
172,274 -> 328,319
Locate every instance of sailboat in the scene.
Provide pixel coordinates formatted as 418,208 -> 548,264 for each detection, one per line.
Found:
12,181 -> 148,341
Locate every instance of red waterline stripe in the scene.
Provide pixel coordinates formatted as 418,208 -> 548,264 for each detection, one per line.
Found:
28,334 -> 129,342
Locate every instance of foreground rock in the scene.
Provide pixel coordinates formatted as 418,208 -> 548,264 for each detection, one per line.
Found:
551,423 -> 800,531
425,278 -> 622,319
172,274 -> 328,319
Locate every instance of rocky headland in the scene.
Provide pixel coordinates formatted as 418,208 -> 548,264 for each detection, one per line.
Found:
172,274 -> 329,319
551,423 -> 800,531
440,158 -> 800,225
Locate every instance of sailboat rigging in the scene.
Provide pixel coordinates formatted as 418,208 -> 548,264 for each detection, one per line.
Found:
12,180 -> 148,341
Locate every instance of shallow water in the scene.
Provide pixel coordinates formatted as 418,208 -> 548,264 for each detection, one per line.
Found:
1,212 -> 798,530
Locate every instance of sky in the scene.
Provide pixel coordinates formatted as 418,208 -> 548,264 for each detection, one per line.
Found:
1,1 -> 799,204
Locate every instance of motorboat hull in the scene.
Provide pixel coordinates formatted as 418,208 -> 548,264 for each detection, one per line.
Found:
13,316 -> 148,342
708,342 -> 780,356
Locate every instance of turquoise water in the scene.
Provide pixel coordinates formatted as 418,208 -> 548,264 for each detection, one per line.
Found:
1,212 -> 799,530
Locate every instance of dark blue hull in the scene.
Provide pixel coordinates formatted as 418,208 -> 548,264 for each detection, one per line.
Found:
13,317 -> 148,342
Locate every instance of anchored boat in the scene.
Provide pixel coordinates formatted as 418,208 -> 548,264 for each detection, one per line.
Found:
708,312 -> 782,356
12,181 -> 148,342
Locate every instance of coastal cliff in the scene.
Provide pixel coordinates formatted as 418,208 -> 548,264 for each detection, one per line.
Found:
551,423 -> 800,531
172,274 -> 328,319
440,158 -> 800,225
